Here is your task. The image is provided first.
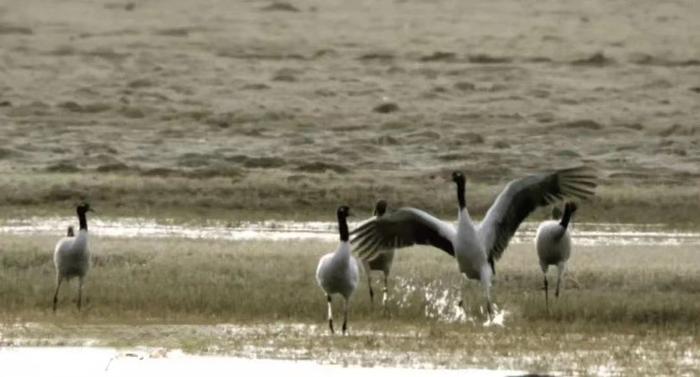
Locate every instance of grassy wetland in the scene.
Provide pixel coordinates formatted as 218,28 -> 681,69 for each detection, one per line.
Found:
1,235 -> 699,374
1,0 -> 700,374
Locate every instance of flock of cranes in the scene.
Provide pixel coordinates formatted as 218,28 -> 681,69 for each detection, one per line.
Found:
50,166 -> 596,335
317,166 -> 596,334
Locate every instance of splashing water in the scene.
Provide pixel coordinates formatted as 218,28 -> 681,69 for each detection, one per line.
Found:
391,277 -> 508,325
482,305 -> 509,328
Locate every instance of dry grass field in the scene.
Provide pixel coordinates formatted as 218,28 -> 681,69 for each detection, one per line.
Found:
0,235 -> 699,374
0,0 -> 699,224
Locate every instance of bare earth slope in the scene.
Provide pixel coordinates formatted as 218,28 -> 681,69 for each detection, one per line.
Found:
0,0 -> 698,223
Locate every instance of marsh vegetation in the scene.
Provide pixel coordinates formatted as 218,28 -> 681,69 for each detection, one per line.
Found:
0,235 -> 698,374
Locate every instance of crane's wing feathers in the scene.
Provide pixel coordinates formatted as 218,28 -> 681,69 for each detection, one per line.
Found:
478,166 -> 597,261
351,208 -> 456,261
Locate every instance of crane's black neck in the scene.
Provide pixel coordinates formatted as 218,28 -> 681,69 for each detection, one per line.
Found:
77,210 -> 88,231
338,213 -> 349,242
559,205 -> 574,229
456,180 -> 466,210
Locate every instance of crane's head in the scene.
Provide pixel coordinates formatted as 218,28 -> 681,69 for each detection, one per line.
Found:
451,171 -> 465,185
374,200 -> 388,216
76,202 -> 93,215
564,201 -> 578,214
337,205 -> 352,218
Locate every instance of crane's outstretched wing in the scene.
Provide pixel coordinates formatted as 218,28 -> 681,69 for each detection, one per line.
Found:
478,166 -> 597,261
351,208 -> 456,261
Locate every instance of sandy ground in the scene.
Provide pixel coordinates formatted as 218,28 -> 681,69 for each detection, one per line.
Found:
0,0 -> 698,220
0,347 -> 524,377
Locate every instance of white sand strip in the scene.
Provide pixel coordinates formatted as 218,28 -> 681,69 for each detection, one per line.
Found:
0,347 -> 526,377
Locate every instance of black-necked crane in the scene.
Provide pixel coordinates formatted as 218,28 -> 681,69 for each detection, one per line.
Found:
361,200 -> 395,311
53,203 -> 93,312
535,202 -> 577,311
315,205 -> 359,334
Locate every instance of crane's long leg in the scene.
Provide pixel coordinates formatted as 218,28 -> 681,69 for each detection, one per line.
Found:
541,264 -> 549,313
457,274 -> 467,315
52,276 -> 63,313
483,283 -> 493,321
481,267 -> 494,321
555,263 -> 566,298
364,262 -> 374,306
326,295 -> 334,334
342,297 -> 349,335
382,272 -> 389,316
544,274 -> 549,313
77,276 -> 84,311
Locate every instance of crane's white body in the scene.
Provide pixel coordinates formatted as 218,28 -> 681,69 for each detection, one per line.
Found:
316,238 -> 359,335
52,203 -> 92,312
457,209 -> 491,282
535,220 -> 571,271
363,248 -> 395,308
535,219 -> 572,309
316,241 -> 359,300
54,230 -> 90,281
364,248 -> 394,276
434,208 -> 496,313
